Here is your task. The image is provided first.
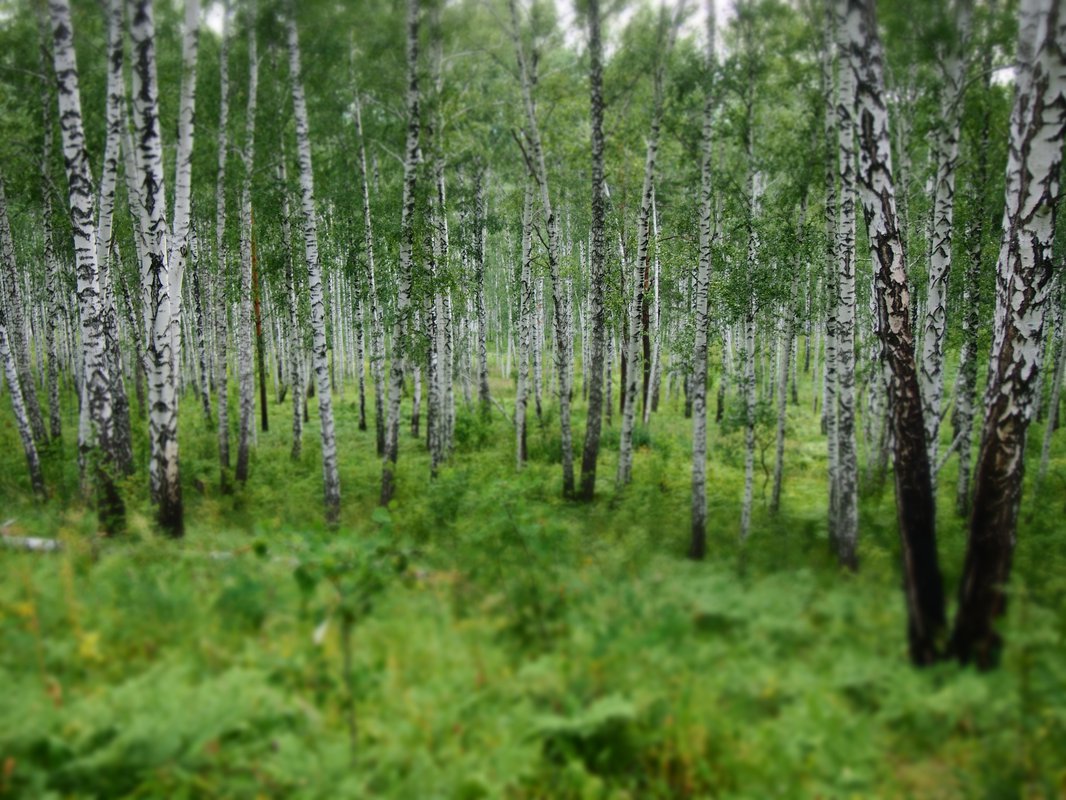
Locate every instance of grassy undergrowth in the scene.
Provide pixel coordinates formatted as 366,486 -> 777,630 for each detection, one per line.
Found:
1,364 -> 1065,798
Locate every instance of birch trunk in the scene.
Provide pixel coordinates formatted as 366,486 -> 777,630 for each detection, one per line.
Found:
690,0 -> 715,559
509,0 -> 574,496
771,202 -> 804,515
96,0 -> 134,476
848,0 -> 945,665
288,6 -> 341,523
35,5 -> 62,441
381,0 -> 420,506
354,89 -> 385,456
129,0 -> 183,535
235,5 -> 257,484
579,0 -> 608,499
474,172 -> 490,410
0,313 -> 45,497
951,0 -> 1066,668
214,0 -> 232,481
920,0 -> 973,480
833,0 -> 859,564
0,182 -> 47,447
516,186 -> 534,468
48,0 -> 123,529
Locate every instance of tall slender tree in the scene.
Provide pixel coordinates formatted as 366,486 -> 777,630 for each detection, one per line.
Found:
288,3 -> 341,523
381,0 -> 421,506
690,0 -> 716,559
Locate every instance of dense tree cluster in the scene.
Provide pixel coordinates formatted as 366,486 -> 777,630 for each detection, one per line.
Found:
0,0 -> 1064,669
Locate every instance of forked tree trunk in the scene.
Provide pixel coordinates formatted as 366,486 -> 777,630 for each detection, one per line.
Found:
951,0 -> 1066,669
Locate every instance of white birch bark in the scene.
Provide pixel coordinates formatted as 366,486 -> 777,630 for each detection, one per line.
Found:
214,0 -> 232,479
234,1 -> 257,484
288,6 -> 340,522
48,0 -> 123,527
509,0 -> 574,496
34,3 -> 63,441
0,181 -> 47,447
848,0 -> 945,663
0,312 -> 44,497
129,0 -> 183,535
381,0 -> 420,505
516,185 -> 534,468
353,90 -> 385,456
689,0 -> 716,559
920,0 -> 973,477
952,0 -> 1066,666
579,0 -> 609,498
833,0 -> 859,562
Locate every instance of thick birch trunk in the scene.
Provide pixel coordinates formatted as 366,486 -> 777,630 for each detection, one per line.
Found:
516,186 -> 534,468
848,0 -> 945,665
951,0 -> 1066,668
48,0 -> 123,529
129,0 -> 182,535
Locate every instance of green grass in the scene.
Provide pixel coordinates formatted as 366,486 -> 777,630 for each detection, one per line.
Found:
1,361 -> 1064,798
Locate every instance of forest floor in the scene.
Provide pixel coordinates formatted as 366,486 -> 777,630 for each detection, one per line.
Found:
1,365 -> 1064,799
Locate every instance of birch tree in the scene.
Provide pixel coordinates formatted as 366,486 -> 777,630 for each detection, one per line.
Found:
0,307 -> 44,498
381,0 -> 420,506
128,0 -> 184,536
236,2 -> 257,484
690,0 -> 716,559
288,4 -> 341,523
919,0 -> 973,480
215,0 -> 233,485
509,0 -> 575,497
951,0 -> 1066,668
847,0 -> 945,665
48,0 -> 124,530
579,0 -> 608,499
832,0 -> 858,564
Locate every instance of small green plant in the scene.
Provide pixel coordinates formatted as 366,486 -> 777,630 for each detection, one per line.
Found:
292,513 -> 409,762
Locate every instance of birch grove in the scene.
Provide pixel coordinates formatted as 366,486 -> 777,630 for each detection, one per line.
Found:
0,0 -> 1060,681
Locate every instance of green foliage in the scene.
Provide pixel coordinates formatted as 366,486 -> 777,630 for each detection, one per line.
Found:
1,365 -> 1064,798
